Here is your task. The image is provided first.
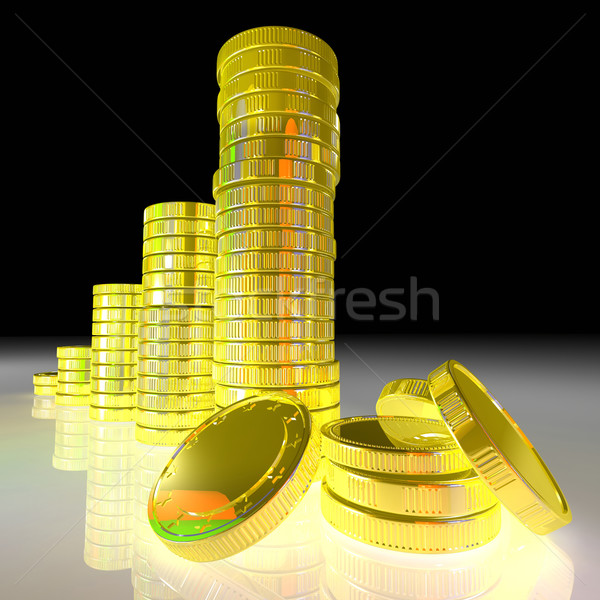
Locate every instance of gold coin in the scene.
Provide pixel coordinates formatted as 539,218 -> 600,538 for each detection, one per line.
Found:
218,228 -> 335,258
56,345 -> 91,359
137,374 -> 214,394
142,288 -> 215,308
91,378 -> 136,393
214,295 -> 334,320
137,391 -> 215,411
137,340 -> 213,359
213,158 -> 336,196
92,322 -> 138,336
142,271 -> 215,290
134,424 -> 194,447
55,392 -> 90,406
91,363 -> 136,379
215,382 -> 340,410
148,392 -> 320,561
136,407 -> 213,429
91,350 -> 137,364
89,406 -> 136,422
33,372 -> 58,385
137,306 -> 213,324
33,385 -> 56,396
428,359 -> 572,534
144,201 -> 215,223
57,370 -> 90,383
320,483 -> 501,554
138,323 -> 214,342
219,135 -> 340,177
92,293 -> 142,308
92,308 -> 139,322
377,378 -> 442,421
214,318 -> 334,341
142,235 -> 217,256
215,251 -> 334,278
93,283 -> 142,295
216,206 -> 334,235
215,273 -> 334,297
91,336 -> 138,350
213,361 -> 339,387
90,391 -> 136,408
213,340 -> 334,364
321,416 -> 471,475
142,253 -> 215,274
143,218 -> 215,240
138,357 -> 213,376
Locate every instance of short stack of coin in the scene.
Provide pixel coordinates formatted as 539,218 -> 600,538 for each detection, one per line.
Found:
212,27 -> 341,435
32,371 -> 58,419
84,421 -> 135,571
52,405 -> 90,471
90,284 -> 142,422
320,415 -> 502,554
136,202 -> 217,446
56,345 -> 92,407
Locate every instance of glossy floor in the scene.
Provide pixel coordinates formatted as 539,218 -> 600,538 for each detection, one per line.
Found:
2,334 -> 597,599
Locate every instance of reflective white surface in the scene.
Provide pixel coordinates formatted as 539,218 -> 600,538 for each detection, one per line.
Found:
2,335 -> 597,599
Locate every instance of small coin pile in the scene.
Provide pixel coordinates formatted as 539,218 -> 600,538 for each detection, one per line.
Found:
136,202 -> 217,446
32,371 -> 58,419
90,284 -> 141,422
320,413 -> 501,554
212,27 -> 341,439
52,405 -> 90,471
84,421 -> 135,571
56,345 -> 92,406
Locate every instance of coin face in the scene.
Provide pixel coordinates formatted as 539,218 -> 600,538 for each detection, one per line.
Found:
148,393 -> 318,560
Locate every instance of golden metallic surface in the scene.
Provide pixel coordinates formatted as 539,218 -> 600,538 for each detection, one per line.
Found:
91,364 -> 137,379
92,293 -> 142,308
93,283 -> 142,295
215,382 -> 340,410
56,345 -> 91,359
143,218 -> 215,240
138,324 -> 213,342
213,158 -> 336,196
214,318 -> 334,342
137,341 -> 213,359
148,393 -> 320,561
89,406 -> 136,422
90,392 -> 137,408
142,235 -> 217,256
218,136 -> 340,176
57,381 -> 91,394
218,47 -> 339,98
214,339 -> 335,364
322,416 -> 471,475
137,357 -> 213,376
142,253 -> 215,274
213,361 -> 339,387
142,288 -> 215,308
218,228 -> 336,258
91,350 -> 136,364
57,358 -> 92,371
135,424 -> 194,447
137,374 -> 214,394
55,392 -> 90,406
138,306 -> 213,325
92,322 -> 138,336
142,271 -> 215,290
428,359 -> 572,534
216,26 -> 338,78
92,308 -> 139,322
58,370 -> 91,383
377,378 -> 442,421
215,295 -> 334,319
216,251 -> 334,278
321,482 -> 501,554
136,408 -> 213,429
216,206 -> 334,235
325,460 -> 497,518
33,372 -> 58,385
91,336 -> 138,350
137,391 -> 215,411
144,201 -> 215,223
33,385 -> 56,396
215,273 -> 334,297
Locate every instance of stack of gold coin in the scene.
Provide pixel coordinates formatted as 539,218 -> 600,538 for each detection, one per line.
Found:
90,284 -> 141,422
212,27 -> 341,438
32,371 -> 58,419
320,415 -> 502,554
52,405 -> 90,471
84,421 -> 135,571
136,202 -> 217,446
56,345 -> 92,406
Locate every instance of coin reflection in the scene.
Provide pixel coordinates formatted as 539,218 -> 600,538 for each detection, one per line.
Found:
52,405 -> 89,471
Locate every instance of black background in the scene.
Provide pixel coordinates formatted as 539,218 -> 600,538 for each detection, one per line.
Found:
9,6 -> 594,336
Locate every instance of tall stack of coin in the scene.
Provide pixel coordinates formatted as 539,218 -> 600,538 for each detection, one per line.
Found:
212,26 -> 341,432
56,345 -> 92,406
91,284 -> 142,422
84,421 -> 135,571
136,202 -> 216,446
32,371 -> 58,419
320,415 -> 502,554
